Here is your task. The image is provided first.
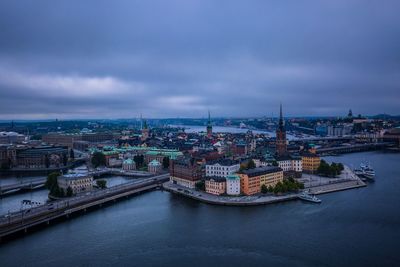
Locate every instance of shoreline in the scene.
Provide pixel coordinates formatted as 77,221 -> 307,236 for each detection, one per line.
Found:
163,166 -> 366,206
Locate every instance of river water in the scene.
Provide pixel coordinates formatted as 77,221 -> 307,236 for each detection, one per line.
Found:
0,151 -> 399,267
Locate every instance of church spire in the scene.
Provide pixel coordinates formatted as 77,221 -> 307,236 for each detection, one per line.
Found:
279,103 -> 284,130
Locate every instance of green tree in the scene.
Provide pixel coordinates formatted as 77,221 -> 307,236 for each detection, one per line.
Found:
261,184 -> 268,194
63,153 -> 68,166
96,179 -> 107,189
45,154 -> 50,168
91,152 -> 106,167
0,161 -> 10,170
66,186 -> 73,197
162,156 -> 170,169
195,180 -> 205,191
247,159 -> 256,169
69,149 -> 75,159
45,172 -> 60,189
272,160 -> 279,167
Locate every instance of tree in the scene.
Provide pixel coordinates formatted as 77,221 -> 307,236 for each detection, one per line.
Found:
195,180 -> 205,191
247,159 -> 256,169
66,186 -> 73,197
45,154 -> 50,168
96,179 -> 107,189
45,172 -> 60,190
272,160 -> 279,167
162,156 -> 170,169
91,152 -> 106,167
0,161 -> 10,170
261,184 -> 268,194
63,153 -> 68,166
69,149 -> 75,159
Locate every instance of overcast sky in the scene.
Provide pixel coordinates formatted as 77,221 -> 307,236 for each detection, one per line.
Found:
0,0 -> 399,120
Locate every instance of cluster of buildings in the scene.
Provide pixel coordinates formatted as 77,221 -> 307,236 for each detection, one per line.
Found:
168,105 -> 321,196
0,144 -> 70,169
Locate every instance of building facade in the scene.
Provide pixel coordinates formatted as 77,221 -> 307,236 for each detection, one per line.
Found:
205,176 -> 226,195
302,154 -> 321,173
58,173 -> 93,195
226,174 -> 240,195
170,158 -> 204,188
148,159 -> 162,174
205,159 -> 240,178
122,158 -> 136,171
239,166 -> 283,195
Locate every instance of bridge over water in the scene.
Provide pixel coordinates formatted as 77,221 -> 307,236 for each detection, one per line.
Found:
0,173 -> 169,241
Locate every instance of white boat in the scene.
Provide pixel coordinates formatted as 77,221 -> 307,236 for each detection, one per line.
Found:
355,162 -> 375,181
299,192 -> 321,203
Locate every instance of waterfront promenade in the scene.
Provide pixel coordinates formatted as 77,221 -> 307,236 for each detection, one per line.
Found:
163,165 -> 366,206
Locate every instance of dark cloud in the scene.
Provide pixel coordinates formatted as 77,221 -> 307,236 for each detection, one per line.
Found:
0,0 -> 399,119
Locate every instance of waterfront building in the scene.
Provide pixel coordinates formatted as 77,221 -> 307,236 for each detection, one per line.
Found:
206,111 -> 212,138
276,104 -> 288,157
276,155 -> 302,178
43,132 -> 115,149
0,144 -> 16,168
58,173 -> 93,195
148,159 -> 162,174
205,176 -> 226,195
13,146 -> 69,169
205,159 -> 240,178
302,153 -> 321,173
122,158 -> 136,171
239,166 -> 283,195
170,157 -> 204,188
226,174 -> 241,195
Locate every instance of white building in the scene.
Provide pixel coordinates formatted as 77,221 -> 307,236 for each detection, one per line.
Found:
226,174 -> 240,195
276,156 -> 302,173
58,173 -> 93,195
206,159 -> 240,178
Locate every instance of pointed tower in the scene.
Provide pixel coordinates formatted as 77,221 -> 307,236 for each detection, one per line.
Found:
141,116 -> 149,141
276,103 -> 287,157
206,110 -> 213,138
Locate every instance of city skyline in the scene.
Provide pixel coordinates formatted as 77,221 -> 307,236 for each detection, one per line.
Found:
1,0 -> 400,120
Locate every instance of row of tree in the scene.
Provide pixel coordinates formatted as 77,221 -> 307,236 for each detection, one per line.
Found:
261,178 -> 304,194
317,160 -> 344,177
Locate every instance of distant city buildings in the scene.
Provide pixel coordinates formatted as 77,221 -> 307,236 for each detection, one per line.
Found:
0,132 -> 26,144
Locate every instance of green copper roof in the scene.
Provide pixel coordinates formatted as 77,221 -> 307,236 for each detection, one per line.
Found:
226,174 -> 240,180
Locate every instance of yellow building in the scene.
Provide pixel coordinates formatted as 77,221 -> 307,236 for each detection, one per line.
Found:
239,166 -> 283,195
205,177 -> 226,195
302,153 -> 321,173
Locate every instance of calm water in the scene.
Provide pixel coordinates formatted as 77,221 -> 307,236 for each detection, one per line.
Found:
0,175 -> 132,214
0,151 -> 399,267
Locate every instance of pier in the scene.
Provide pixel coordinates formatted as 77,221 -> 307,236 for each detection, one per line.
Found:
0,173 -> 169,241
0,178 -> 46,196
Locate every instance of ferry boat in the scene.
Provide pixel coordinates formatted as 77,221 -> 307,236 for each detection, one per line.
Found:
299,192 -> 322,203
354,162 -> 375,181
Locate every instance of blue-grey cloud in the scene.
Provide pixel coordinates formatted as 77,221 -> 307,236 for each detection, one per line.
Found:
0,0 -> 399,119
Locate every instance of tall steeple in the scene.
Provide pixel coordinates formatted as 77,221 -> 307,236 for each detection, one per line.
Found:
276,103 -> 287,157
206,110 -> 212,138
279,102 -> 284,130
